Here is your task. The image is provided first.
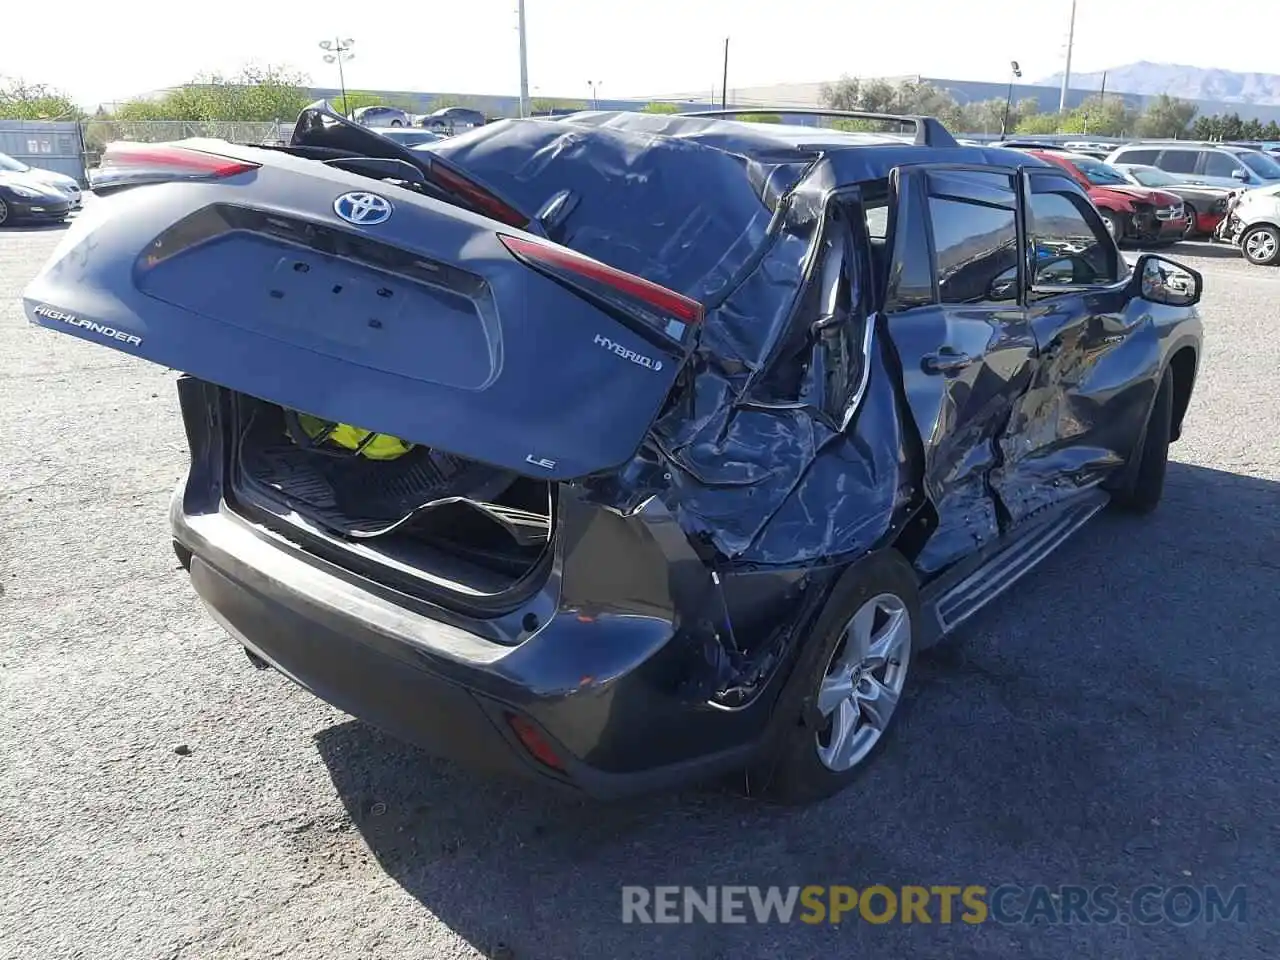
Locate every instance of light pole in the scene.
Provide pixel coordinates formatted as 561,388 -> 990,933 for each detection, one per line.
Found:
1001,61 -> 1022,138
319,38 -> 355,116
517,0 -> 530,118
587,81 -> 602,109
1059,0 -> 1077,113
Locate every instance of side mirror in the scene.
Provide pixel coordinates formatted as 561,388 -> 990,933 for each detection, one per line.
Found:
1231,168 -> 1249,181
1133,254 -> 1202,307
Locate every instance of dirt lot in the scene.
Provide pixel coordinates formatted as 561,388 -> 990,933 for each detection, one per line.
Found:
1,216 -> 1277,960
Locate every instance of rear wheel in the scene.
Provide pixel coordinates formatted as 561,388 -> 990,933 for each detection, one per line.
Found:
1242,225 -> 1280,266
750,550 -> 919,805
0,198 -> 9,227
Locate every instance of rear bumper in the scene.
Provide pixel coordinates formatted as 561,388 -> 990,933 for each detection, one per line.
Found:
170,493 -> 771,800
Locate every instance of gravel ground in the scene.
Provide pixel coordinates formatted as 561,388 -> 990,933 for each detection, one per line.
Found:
1,215 -> 1277,960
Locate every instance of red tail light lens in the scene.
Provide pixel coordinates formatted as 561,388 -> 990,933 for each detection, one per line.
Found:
499,234 -> 704,336
428,163 -> 528,228
94,142 -> 259,192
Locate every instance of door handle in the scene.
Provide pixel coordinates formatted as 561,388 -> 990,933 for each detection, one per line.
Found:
922,350 -> 975,374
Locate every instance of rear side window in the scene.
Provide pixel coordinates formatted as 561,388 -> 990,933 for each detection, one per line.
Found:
1115,148 -> 1157,165
1203,152 -> 1241,178
927,197 -> 1019,305
1159,150 -> 1200,175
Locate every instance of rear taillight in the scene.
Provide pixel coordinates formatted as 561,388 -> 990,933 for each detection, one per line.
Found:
499,233 -> 704,343
428,163 -> 528,228
93,142 -> 259,193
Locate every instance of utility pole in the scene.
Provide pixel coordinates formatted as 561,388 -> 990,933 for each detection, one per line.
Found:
319,38 -> 355,116
721,38 -> 729,111
1059,0 -> 1077,113
517,0 -> 530,118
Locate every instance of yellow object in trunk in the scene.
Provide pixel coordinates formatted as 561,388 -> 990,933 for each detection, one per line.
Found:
295,413 -> 415,461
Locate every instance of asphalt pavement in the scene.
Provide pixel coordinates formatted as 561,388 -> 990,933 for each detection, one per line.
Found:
1,218 -> 1277,960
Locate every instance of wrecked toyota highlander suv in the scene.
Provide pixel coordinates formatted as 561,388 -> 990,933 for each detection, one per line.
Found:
24,104 -> 1203,803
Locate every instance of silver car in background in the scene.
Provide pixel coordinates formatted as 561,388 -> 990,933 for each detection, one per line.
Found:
1105,141 -> 1280,189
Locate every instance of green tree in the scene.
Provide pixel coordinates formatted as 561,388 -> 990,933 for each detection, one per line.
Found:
0,77 -> 83,120
640,101 -> 680,114
1014,112 -> 1063,135
735,113 -> 783,124
1055,95 -> 1138,136
328,91 -> 388,117
1191,114 -> 1219,139
112,64 -> 311,122
1219,112 -> 1245,140
1135,94 -> 1197,138
1264,120 -> 1280,140
531,97 -> 589,115
1241,117 -> 1265,140
819,75 -> 964,132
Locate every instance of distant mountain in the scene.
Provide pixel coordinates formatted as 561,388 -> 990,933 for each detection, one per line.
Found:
1037,62 -> 1280,106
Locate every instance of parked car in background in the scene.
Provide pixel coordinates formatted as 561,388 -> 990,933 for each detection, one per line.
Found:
420,106 -> 488,134
24,103 -> 1203,803
369,127 -> 443,148
0,164 -> 74,226
1105,142 -> 1280,189
1061,140 -> 1115,160
1112,163 -> 1233,238
1019,149 -> 1189,244
352,105 -> 411,127
1215,183 -> 1280,266
0,152 -> 81,208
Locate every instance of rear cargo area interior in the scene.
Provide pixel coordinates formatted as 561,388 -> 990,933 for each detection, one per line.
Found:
228,394 -> 554,598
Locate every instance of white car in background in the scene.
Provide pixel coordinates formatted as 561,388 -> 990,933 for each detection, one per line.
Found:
0,152 -> 81,207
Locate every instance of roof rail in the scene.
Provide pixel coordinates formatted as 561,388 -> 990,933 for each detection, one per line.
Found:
681,108 -> 958,148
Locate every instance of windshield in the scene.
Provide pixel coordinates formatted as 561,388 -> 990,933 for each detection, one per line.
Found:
0,153 -> 30,173
1128,166 -> 1179,188
1072,156 -> 1131,186
1238,150 -> 1280,179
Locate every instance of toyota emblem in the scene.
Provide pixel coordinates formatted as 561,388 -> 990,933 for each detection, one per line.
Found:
333,191 -> 393,225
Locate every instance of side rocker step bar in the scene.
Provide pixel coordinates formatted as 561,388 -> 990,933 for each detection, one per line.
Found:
918,488 -> 1111,646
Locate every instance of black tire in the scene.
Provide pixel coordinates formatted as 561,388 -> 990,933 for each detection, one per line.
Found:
390,119 -> 404,127
1101,210 -> 1125,245
0,197 -> 9,227
1113,368 -> 1173,514
1181,203 -> 1198,239
1241,225 -> 1280,266
748,550 -> 920,805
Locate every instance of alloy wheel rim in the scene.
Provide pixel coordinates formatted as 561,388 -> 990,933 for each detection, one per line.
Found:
0,198 -> 7,224
1104,216 -> 1118,239
814,593 -> 911,772
1182,208 -> 1196,238
1245,231 -> 1277,262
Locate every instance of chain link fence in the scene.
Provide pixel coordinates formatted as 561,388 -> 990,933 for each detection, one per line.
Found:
79,119 -> 294,168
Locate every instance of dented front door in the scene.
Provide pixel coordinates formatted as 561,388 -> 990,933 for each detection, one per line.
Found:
880,164 -> 1038,575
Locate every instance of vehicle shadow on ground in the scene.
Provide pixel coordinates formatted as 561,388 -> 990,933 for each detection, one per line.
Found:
313,461 -> 1277,960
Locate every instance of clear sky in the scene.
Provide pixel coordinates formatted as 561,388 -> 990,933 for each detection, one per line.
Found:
8,0 -> 1277,108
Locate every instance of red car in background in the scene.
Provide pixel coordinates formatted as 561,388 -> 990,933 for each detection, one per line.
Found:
1022,150 -> 1190,245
